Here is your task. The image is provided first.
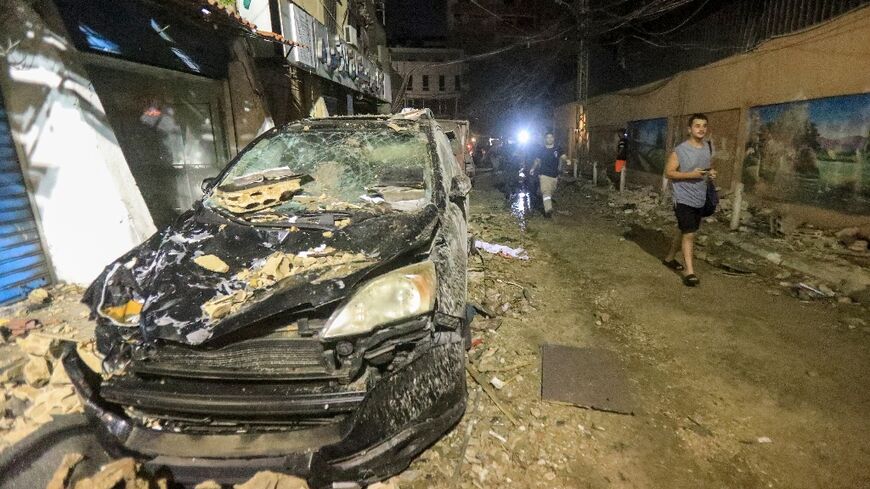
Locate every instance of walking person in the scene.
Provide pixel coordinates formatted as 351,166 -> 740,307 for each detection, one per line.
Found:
530,132 -> 567,218
663,114 -> 717,286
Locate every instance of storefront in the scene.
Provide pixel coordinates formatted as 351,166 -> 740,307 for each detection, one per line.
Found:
49,0 -> 273,228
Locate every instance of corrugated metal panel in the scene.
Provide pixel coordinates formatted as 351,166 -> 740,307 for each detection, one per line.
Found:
0,95 -> 50,305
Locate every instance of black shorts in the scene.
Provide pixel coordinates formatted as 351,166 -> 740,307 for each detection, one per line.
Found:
675,203 -> 703,233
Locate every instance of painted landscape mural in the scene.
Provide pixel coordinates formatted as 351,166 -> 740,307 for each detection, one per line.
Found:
743,93 -> 870,214
628,118 -> 668,174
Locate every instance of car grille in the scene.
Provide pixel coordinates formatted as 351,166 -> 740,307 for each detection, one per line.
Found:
101,334 -> 367,427
131,336 -> 345,381
101,375 -> 365,418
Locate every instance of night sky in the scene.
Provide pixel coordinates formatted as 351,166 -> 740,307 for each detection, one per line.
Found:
385,0 -> 447,43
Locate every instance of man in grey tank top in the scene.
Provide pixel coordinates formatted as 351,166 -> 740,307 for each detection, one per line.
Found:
662,113 -> 717,286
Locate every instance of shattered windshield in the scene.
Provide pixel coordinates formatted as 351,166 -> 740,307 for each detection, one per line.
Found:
205,122 -> 433,221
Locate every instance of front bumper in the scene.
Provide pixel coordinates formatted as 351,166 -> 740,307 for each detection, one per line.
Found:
63,333 -> 466,488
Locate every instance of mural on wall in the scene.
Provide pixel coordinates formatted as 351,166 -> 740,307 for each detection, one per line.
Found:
743,93 -> 870,214
627,118 -> 668,174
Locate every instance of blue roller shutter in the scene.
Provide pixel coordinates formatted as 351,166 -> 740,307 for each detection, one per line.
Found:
0,95 -> 51,305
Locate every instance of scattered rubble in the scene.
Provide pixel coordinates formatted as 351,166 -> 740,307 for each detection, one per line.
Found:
202,248 -> 371,319
601,184 -> 870,303
233,471 -> 309,489
211,175 -> 306,214
0,284 -> 88,452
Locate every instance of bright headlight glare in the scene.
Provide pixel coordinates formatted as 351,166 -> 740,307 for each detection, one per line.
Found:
321,261 -> 437,339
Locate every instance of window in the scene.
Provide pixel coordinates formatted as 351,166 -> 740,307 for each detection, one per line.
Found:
455,75 -> 461,90
422,75 -> 429,91
439,75 -> 445,91
407,74 -> 413,90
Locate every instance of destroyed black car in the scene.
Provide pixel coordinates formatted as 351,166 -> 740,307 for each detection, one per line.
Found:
64,110 -> 472,487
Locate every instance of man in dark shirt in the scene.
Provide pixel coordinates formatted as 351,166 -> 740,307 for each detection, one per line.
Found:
531,132 -> 567,217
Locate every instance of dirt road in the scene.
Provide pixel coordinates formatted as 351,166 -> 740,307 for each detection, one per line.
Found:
2,179 -> 868,489
404,179 -> 870,489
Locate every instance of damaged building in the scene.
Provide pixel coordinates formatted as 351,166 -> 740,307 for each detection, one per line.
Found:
0,0 -> 392,304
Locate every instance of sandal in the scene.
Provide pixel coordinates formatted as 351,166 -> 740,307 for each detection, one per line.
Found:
662,259 -> 684,271
682,274 -> 700,287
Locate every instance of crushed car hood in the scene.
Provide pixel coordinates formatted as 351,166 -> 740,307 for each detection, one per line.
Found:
84,204 -> 440,345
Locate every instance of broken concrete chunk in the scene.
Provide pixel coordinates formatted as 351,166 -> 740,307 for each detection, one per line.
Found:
24,397 -> 53,424
49,363 -> 72,385
27,287 -> 50,306
11,384 -> 39,402
76,341 -> 104,374
72,457 -> 140,489
847,240 -> 868,252
46,453 -> 85,489
0,346 -> 27,382
213,178 -> 304,214
202,290 -> 252,320
16,333 -> 56,357
30,385 -> 79,418
233,471 -> 310,489
195,481 -> 223,489
195,254 -> 231,273
260,253 -> 294,282
835,227 -> 860,246
23,355 -> 51,387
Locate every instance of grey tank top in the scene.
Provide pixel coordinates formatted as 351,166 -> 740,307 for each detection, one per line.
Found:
672,141 -> 711,208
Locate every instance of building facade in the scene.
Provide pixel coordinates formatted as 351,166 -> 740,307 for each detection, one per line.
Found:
390,47 -> 464,119
236,0 -> 392,121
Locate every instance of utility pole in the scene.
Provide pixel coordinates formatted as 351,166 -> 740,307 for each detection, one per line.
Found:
573,0 -> 590,179
574,0 -> 589,103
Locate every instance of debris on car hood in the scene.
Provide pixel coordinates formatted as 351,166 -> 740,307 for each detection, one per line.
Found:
211,173 -> 311,214
83,204 -> 440,346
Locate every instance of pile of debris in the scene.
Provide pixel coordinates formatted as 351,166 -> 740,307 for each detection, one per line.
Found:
596,184 -> 870,303
0,285 -> 96,452
834,226 -> 870,253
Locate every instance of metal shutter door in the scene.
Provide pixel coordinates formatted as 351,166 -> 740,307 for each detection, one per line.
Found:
0,95 -> 51,305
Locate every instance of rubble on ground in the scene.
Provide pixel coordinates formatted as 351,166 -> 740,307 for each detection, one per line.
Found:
595,183 -> 870,303
0,284 -> 89,452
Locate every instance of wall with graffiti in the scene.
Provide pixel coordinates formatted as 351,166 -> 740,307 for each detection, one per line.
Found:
743,93 -> 870,214
627,118 -> 668,175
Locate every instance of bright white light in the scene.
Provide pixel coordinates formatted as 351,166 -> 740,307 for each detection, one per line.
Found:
471,137 -> 477,143
517,129 -> 530,144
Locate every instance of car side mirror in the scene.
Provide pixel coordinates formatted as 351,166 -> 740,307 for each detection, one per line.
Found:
201,177 -> 216,193
449,175 -> 471,202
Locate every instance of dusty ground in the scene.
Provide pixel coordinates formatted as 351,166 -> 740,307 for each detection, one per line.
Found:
402,178 -> 870,489
2,178 -> 869,489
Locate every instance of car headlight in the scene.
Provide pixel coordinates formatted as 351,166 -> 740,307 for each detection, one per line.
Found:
321,261 -> 437,339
